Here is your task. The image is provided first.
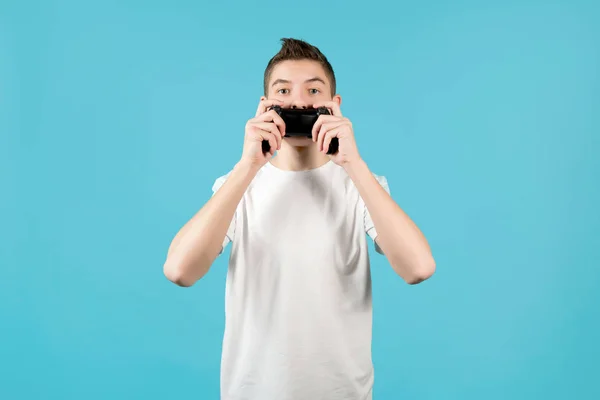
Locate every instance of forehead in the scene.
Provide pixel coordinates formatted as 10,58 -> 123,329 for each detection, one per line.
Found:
269,59 -> 329,85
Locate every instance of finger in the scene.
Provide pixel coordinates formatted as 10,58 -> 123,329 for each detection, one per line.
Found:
253,122 -> 282,150
317,122 -> 334,152
255,98 -> 284,117
258,129 -> 278,155
312,115 -> 340,141
322,129 -> 340,154
272,112 -> 286,138
266,122 -> 283,150
316,121 -> 345,148
250,125 -> 277,151
256,110 -> 286,138
312,101 -> 342,117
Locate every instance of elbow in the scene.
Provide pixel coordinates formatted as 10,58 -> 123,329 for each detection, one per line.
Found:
163,247 -> 218,287
163,260 -> 198,287
401,255 -> 436,285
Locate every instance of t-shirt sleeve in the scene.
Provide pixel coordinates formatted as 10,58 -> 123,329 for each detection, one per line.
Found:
212,173 -> 236,254
364,174 -> 390,254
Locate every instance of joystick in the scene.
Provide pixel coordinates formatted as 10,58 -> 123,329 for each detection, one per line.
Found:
262,106 -> 339,155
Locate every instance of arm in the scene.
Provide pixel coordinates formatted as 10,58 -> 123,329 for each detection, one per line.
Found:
345,159 -> 436,284
310,100 -> 436,285
163,98 -> 286,287
163,160 -> 259,287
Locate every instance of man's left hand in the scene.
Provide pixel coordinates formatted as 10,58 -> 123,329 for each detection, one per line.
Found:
311,101 -> 361,166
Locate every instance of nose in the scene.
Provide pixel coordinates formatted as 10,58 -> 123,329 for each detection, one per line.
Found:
290,102 -> 309,109
289,95 -> 310,109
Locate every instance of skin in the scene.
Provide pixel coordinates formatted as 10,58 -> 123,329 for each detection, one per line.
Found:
163,59 -> 436,286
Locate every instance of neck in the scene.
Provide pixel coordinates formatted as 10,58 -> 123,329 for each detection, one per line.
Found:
270,142 -> 330,171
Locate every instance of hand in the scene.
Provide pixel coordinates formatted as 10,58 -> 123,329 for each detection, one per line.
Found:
311,101 -> 361,166
240,99 -> 286,168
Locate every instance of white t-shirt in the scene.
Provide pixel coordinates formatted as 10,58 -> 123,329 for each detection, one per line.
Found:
211,160 -> 390,400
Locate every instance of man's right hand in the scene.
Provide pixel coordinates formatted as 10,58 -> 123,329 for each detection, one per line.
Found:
240,99 -> 286,167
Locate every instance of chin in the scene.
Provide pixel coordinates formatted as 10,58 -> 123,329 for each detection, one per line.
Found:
284,137 -> 314,148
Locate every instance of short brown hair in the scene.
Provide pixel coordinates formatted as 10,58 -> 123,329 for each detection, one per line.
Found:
263,38 -> 336,97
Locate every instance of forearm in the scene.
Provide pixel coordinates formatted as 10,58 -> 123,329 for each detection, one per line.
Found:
164,160 -> 259,286
344,159 -> 435,284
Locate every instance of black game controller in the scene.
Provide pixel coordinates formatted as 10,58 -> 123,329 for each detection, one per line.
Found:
261,105 -> 339,155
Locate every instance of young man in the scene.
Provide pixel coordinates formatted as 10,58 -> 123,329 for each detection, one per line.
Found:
164,38 -> 435,400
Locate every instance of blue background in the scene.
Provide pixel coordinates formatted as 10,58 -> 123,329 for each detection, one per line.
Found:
2,0 -> 599,399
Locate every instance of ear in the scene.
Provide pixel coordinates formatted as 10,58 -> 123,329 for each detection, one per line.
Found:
333,94 -> 342,106
261,95 -> 267,101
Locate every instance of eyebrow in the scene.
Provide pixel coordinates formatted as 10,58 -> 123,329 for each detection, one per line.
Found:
271,77 -> 326,87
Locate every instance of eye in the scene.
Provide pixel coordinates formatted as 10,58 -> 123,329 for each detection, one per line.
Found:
277,88 -> 289,94
309,88 -> 320,94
